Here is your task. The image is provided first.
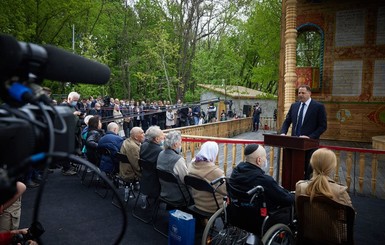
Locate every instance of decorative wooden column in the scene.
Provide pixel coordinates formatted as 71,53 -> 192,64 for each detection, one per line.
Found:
283,0 -> 298,125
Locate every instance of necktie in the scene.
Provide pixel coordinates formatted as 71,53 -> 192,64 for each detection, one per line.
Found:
296,103 -> 305,136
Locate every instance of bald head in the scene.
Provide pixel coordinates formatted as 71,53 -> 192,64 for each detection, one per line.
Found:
245,144 -> 267,168
130,127 -> 145,143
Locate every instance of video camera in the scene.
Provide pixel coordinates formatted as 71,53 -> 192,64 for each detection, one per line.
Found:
0,34 -> 110,204
11,221 -> 45,245
0,34 -> 134,245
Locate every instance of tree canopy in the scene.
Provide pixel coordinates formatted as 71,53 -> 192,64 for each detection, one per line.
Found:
0,0 -> 282,102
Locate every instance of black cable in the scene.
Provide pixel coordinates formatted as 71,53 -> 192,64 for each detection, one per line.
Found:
21,151 -> 128,245
58,153 -> 128,245
0,104 -> 48,129
31,101 -> 55,245
0,103 -> 68,135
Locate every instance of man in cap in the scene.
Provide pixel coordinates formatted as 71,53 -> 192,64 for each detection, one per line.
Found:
228,144 -> 294,234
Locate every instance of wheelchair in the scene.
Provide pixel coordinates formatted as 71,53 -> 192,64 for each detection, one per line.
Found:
201,177 -> 295,245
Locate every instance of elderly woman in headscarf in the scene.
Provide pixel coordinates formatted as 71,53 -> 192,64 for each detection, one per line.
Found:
187,141 -> 227,213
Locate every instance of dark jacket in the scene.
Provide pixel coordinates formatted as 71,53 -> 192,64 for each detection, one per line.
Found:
280,99 -> 327,139
230,162 -> 294,211
139,141 -> 163,197
97,131 -> 124,174
229,162 -> 294,235
85,129 -> 104,165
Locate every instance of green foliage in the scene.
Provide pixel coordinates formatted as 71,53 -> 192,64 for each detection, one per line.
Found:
1,0 -> 283,101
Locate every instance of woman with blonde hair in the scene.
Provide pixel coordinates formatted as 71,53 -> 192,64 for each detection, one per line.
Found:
295,148 -> 352,207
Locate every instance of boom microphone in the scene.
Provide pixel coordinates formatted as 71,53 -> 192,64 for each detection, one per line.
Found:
0,34 -> 110,84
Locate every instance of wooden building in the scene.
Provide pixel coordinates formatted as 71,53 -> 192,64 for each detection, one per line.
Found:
278,0 -> 385,143
198,84 -> 277,120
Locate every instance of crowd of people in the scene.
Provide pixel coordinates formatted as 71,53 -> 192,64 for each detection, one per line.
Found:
63,95 -> 221,137
1,85 -> 354,244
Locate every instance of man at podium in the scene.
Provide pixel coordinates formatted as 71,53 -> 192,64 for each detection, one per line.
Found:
280,85 -> 327,179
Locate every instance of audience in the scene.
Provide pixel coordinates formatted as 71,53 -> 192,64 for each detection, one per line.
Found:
295,148 -> 353,207
97,122 -> 124,175
156,130 -> 190,206
188,141 -> 227,213
139,126 -> 165,208
119,127 -> 145,182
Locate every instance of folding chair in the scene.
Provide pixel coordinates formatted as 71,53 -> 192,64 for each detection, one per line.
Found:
152,169 -> 190,237
184,175 -> 220,219
296,195 -> 356,245
132,158 -> 158,223
94,147 -> 112,198
111,152 -> 136,208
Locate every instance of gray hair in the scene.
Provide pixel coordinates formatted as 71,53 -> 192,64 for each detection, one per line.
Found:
107,122 -> 119,132
145,126 -> 162,141
68,91 -> 80,100
164,130 -> 181,149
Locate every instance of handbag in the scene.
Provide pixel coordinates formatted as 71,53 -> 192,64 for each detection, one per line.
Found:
168,209 -> 195,245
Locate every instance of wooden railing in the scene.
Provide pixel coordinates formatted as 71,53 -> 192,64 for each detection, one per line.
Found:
178,135 -> 385,199
163,116 -> 276,136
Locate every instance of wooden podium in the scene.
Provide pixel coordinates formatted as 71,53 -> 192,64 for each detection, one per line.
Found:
263,134 -> 319,190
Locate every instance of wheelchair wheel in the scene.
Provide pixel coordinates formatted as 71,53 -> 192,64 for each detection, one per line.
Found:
202,207 -> 250,245
202,207 -> 225,245
261,223 -> 294,245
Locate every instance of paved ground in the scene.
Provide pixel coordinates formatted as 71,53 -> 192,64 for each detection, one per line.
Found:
18,129 -> 385,244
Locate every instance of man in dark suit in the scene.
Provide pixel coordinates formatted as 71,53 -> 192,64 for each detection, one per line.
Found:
280,84 -> 327,179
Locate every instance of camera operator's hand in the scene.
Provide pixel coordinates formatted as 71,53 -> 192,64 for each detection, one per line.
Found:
10,229 -> 39,245
0,229 -> 38,245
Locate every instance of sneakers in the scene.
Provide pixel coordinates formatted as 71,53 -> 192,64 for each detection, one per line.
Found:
62,168 -> 77,176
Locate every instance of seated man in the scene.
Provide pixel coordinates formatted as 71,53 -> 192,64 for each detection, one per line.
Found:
97,122 -> 124,176
139,126 -> 165,208
119,127 -> 145,182
229,144 -> 294,235
156,130 -> 190,206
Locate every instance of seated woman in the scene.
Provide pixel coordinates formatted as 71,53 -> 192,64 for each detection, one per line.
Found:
187,141 -> 227,213
85,115 -> 104,166
296,148 -> 353,207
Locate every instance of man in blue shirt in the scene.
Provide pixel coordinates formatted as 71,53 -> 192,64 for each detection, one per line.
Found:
98,122 -> 124,175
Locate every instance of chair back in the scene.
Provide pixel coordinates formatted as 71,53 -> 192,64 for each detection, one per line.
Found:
156,169 -> 189,206
137,159 -> 160,198
184,175 -> 220,210
115,152 -> 129,164
97,147 -> 111,156
296,195 -> 355,245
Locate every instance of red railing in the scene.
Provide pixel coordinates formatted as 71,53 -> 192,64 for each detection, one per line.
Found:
180,135 -> 385,199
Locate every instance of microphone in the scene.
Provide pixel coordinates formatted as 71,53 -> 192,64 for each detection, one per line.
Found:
0,34 -> 110,85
